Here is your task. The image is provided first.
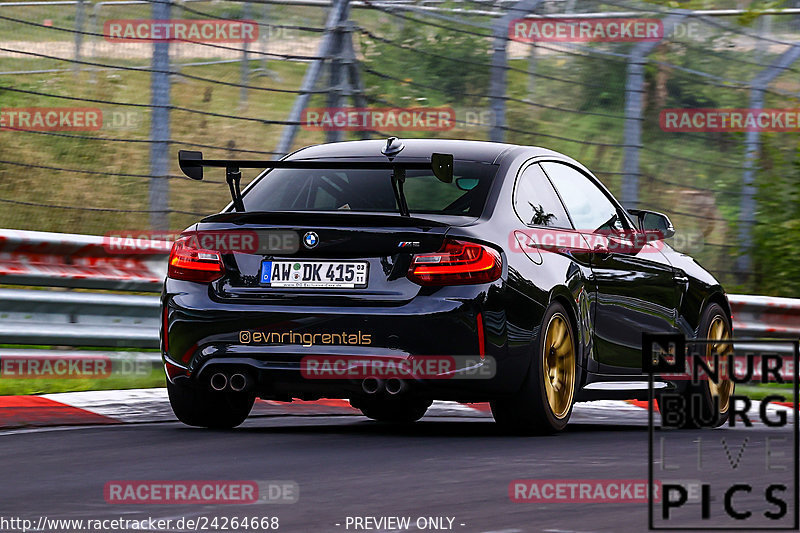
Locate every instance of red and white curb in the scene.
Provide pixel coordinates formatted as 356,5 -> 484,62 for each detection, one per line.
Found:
0,389 -> 793,429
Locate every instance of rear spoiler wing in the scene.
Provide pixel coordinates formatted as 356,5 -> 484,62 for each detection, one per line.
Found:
177,145 -> 454,217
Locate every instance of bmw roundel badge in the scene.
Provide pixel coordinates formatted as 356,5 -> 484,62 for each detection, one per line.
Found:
303,231 -> 319,249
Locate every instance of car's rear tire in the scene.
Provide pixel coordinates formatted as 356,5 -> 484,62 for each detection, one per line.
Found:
352,397 -> 432,423
167,379 -> 255,429
659,302 -> 734,429
491,301 -> 578,434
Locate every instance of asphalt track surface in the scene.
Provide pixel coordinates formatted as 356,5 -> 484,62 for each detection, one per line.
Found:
0,409 -> 795,533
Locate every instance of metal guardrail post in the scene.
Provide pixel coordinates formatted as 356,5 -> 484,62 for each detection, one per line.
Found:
526,40 -> 536,98
326,0 -> 350,143
488,11 -> 506,143
342,18 -> 369,140
621,12 -> 688,211
489,0 -> 540,142
260,2 -> 270,74
149,0 -> 172,231
240,1 -> 251,109
489,0 -> 541,143
275,0 -> 350,156
74,0 -> 85,77
736,43 -> 800,279
88,0 -> 100,83
252,2 -> 279,80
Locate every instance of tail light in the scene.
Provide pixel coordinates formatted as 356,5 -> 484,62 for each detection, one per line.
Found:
167,235 -> 225,283
407,239 -> 502,286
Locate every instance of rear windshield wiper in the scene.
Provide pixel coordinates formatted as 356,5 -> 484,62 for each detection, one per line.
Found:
177,138 -> 453,217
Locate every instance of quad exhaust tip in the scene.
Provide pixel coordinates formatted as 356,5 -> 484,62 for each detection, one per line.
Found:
362,377 -> 383,395
210,372 -> 228,391
361,377 -> 407,395
385,378 -> 406,395
229,373 -> 247,392
210,371 -> 249,392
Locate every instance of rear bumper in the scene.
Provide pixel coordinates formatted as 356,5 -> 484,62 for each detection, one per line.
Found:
167,354 -> 499,402
162,278 -> 527,401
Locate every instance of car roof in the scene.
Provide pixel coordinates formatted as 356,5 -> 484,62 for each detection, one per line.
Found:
286,138 -> 562,165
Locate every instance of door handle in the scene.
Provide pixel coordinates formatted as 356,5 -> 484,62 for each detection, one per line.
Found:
593,243 -> 611,259
674,272 -> 689,284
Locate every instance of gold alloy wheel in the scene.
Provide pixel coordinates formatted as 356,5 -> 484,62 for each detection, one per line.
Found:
542,312 -> 576,419
707,316 -> 734,414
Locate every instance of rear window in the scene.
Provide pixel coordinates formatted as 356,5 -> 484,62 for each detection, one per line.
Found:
240,161 -> 497,217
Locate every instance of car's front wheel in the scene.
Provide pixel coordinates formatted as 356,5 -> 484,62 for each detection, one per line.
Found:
660,302 -> 734,429
491,301 -> 578,434
167,379 -> 255,429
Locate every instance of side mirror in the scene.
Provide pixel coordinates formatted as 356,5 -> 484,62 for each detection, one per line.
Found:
628,209 -> 675,239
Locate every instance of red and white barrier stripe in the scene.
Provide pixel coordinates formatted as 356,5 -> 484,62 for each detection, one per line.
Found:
0,389 -> 791,429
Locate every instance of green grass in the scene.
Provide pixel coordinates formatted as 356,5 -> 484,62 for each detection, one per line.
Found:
0,344 -> 164,395
0,366 -> 165,395
735,383 -> 795,402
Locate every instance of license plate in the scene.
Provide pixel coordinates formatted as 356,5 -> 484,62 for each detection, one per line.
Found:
260,260 -> 368,288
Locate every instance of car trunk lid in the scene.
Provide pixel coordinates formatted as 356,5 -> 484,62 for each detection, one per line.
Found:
196,212 -> 471,305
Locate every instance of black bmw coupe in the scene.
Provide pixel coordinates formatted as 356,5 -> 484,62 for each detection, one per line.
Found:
162,138 -> 734,433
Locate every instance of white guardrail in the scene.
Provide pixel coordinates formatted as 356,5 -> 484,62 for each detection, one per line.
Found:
0,228 -> 797,351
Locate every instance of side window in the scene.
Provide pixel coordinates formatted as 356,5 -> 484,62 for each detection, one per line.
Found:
513,163 -> 571,228
541,162 -> 624,233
